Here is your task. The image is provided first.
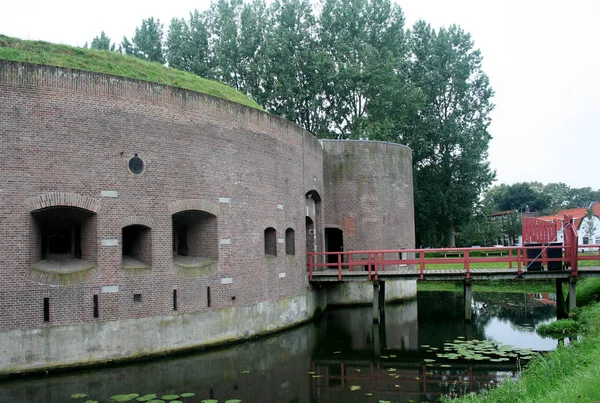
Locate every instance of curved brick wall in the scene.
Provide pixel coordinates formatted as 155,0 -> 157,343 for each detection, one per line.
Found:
0,61 -> 414,373
322,140 -> 415,251
0,61 -> 325,373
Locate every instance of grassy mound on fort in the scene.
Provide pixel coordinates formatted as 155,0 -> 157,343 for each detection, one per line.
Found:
0,35 -> 262,110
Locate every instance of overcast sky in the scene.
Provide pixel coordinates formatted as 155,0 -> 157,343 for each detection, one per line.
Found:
2,0 -> 599,190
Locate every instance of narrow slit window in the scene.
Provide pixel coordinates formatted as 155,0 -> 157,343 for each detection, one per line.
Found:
173,289 -> 178,311
43,297 -> 49,322
93,294 -> 99,318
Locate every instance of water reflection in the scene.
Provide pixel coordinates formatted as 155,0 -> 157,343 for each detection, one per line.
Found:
0,291 -> 557,403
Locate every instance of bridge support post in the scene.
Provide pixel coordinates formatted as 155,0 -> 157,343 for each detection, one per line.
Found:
373,281 -> 384,323
568,278 -> 577,312
464,279 -> 472,322
556,279 -> 567,319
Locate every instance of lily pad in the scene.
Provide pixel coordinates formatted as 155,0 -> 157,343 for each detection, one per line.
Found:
161,396 -> 180,401
137,395 -> 158,402
71,393 -> 88,399
180,394 -> 195,398
225,400 -> 242,403
111,394 -> 140,402
84,401 -> 98,403
201,400 -> 218,403
423,359 -> 436,363
349,385 -> 361,391
148,400 -> 165,403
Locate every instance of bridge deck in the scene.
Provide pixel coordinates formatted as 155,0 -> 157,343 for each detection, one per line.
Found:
310,266 -> 600,282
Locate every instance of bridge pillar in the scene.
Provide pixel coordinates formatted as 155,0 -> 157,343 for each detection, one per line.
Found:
568,278 -> 577,311
556,279 -> 567,319
373,281 -> 385,323
464,279 -> 472,322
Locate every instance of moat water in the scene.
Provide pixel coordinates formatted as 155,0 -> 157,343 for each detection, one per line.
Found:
0,291 -> 557,403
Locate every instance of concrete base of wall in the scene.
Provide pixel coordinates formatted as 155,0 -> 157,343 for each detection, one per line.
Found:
325,280 -> 417,306
0,291 -> 325,376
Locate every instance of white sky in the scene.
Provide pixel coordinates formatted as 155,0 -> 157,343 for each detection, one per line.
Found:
2,0 -> 599,190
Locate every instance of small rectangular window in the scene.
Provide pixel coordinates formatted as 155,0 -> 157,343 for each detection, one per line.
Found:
134,293 -> 142,303
43,297 -> 50,322
173,289 -> 178,311
93,294 -> 99,318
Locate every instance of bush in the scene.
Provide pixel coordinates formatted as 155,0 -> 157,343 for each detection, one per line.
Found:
536,319 -> 582,338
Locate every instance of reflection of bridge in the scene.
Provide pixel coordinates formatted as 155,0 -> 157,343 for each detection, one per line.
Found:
308,214 -> 600,321
310,357 -> 517,400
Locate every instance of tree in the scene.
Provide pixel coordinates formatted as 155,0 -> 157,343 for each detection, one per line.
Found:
583,207 -> 597,245
166,11 -> 211,77
261,0 -> 329,135
90,31 -> 116,51
486,182 -> 550,213
318,0 -> 406,139
405,22 -> 495,247
126,17 -> 165,63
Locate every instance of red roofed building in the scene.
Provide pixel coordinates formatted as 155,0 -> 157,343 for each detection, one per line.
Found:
537,202 -> 600,245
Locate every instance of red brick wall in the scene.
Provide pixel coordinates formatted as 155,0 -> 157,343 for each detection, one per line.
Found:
0,61 -> 324,330
322,140 -> 416,253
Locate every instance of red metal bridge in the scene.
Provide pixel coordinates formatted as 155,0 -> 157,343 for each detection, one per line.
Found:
307,214 -> 600,321
308,214 -> 600,282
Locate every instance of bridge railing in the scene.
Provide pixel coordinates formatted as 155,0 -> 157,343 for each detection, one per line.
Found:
307,243 -> 600,281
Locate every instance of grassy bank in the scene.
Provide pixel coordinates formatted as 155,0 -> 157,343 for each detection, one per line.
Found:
446,278 -> 600,403
418,279 -> 556,294
0,35 -> 262,110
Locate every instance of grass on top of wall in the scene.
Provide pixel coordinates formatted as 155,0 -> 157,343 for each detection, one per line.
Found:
0,35 -> 263,111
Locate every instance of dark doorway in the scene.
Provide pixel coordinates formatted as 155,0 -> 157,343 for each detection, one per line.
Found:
325,228 -> 344,265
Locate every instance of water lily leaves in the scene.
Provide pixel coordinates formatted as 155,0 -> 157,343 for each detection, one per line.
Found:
201,400 -> 218,403
440,364 -> 452,368
84,400 -> 98,403
423,359 -> 436,363
349,385 -> 361,391
137,395 -> 158,402
180,393 -> 195,398
147,400 -> 165,403
387,368 -> 396,372
311,375 -> 322,378
71,393 -> 88,399
355,368 -> 361,372
161,396 -> 180,401
365,392 -> 373,396
241,370 -> 250,374
111,394 -> 140,402
225,400 -> 242,403
379,400 -> 391,403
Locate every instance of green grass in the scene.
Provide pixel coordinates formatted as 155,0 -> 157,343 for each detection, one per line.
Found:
418,279 -> 556,293
446,285 -> 600,403
0,35 -> 263,110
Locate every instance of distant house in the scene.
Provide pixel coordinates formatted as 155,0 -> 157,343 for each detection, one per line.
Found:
537,202 -> 600,246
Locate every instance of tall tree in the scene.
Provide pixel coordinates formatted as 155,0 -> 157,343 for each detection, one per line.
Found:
318,0 -> 406,139
90,31 -> 115,51
262,0 -> 329,135
486,182 -> 550,213
166,11 -> 211,77
127,17 -> 165,63
205,0 -> 244,89
406,22 -> 495,247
